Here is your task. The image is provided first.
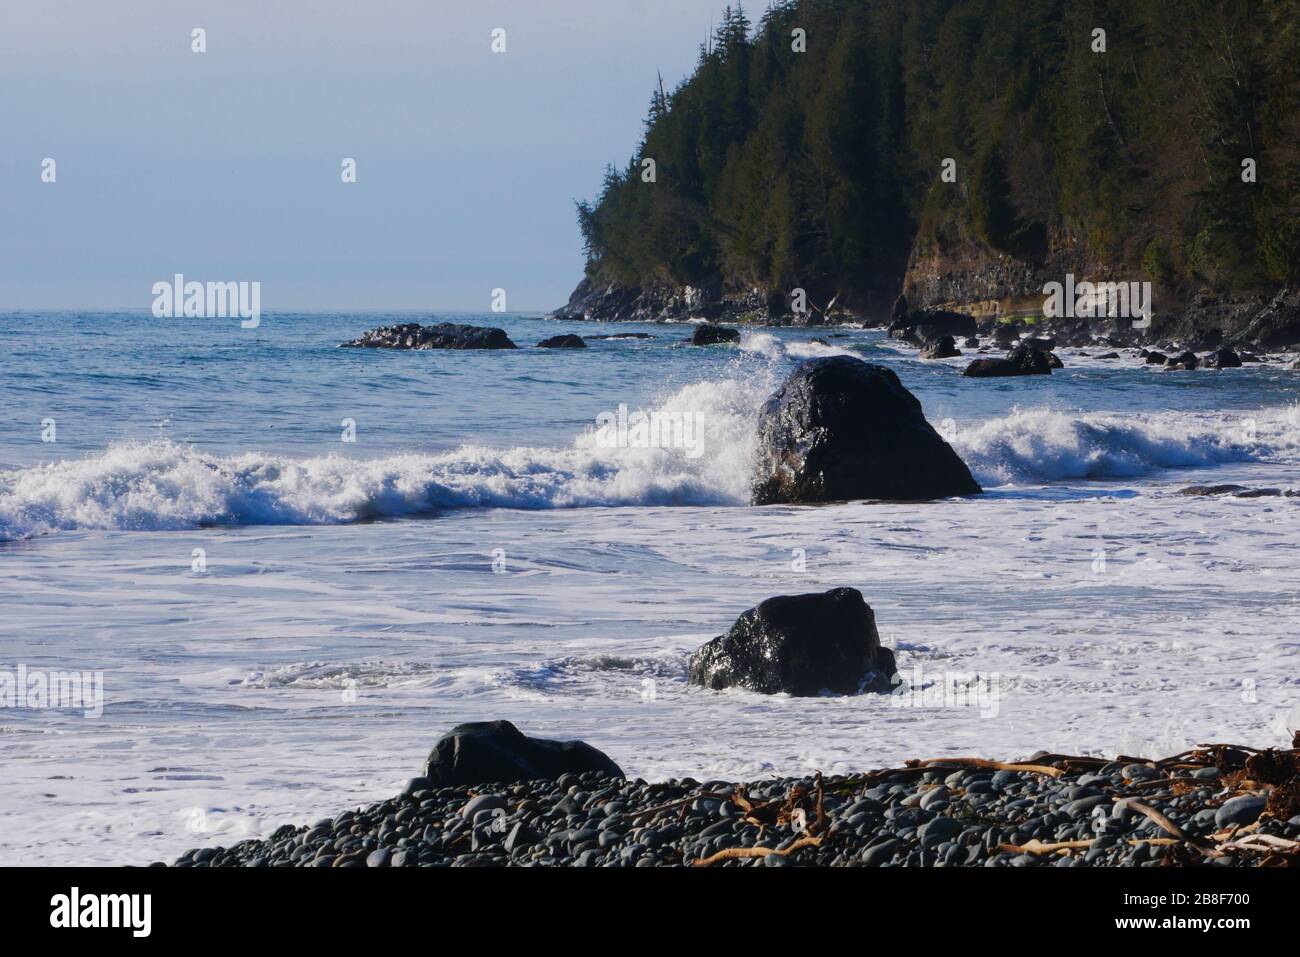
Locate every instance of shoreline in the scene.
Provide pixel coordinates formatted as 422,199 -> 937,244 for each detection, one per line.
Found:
170,743 -> 1300,868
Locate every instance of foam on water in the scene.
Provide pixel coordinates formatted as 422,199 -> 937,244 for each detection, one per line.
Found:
954,405 -> 1300,485
0,374 -> 769,540
5,372 -> 1299,540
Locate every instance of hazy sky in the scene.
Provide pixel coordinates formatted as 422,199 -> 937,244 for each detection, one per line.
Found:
0,0 -> 736,311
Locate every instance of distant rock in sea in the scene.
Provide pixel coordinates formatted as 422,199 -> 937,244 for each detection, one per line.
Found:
342,322 -> 517,350
536,334 -> 587,349
752,356 -> 981,504
919,334 -> 960,359
687,587 -> 896,696
963,345 -> 1054,377
690,323 -> 741,346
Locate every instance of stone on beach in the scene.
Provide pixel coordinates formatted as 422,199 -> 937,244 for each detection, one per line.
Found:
687,587 -> 896,696
423,720 -> 624,786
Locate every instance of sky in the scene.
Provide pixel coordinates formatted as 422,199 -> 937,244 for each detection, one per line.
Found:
0,0 -> 738,312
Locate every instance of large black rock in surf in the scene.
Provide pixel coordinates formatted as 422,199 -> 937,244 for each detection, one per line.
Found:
342,322 -> 517,349
688,588 -> 896,696
421,721 -> 624,787
751,356 -> 981,504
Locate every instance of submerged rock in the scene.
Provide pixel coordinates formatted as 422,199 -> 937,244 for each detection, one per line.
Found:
751,356 -> 981,504
687,587 -> 896,696
690,323 -> 741,346
423,720 -> 624,786
342,322 -> 517,350
537,334 -> 587,349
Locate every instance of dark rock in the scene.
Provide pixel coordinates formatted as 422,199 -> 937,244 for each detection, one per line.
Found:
342,322 -> 517,350
690,324 -> 741,346
687,587 -> 897,697
919,335 -> 961,359
1167,350 -> 1199,370
1203,347 -> 1243,369
423,720 -> 624,787
963,337 -> 980,348
889,309 -> 977,343
1022,336 -> 1057,352
537,334 -> 587,349
751,356 -> 981,504
1047,352 -> 1065,369
1096,352 -> 1121,359
1179,484 -> 1255,497
582,333 -> 655,340
963,345 -> 1053,378
1144,351 -> 1169,364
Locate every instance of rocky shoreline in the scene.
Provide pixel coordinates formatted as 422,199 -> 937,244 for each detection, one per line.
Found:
169,727 -> 1300,868
549,276 -> 1300,355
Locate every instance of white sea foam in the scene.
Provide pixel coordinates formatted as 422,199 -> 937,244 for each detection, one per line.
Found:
4,378 -> 1297,540
953,406 -> 1300,485
0,376 -> 768,540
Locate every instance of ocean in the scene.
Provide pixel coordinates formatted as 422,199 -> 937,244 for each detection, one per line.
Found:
2,310 -> 1299,865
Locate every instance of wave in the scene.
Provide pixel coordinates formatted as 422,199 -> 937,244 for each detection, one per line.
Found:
0,376 -> 768,540
953,406 -> 1300,485
4,377 -> 1298,539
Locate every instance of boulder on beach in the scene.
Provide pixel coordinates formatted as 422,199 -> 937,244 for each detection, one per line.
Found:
691,323 -> 741,346
963,345 -> 1053,378
919,335 -> 961,359
751,356 -> 981,504
418,720 -> 624,788
342,322 -> 517,350
687,587 -> 896,696
537,334 -> 587,349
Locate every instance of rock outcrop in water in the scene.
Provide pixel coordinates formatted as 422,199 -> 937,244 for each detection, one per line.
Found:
342,322 -> 517,350
688,587 -> 896,696
751,357 -> 981,504
919,335 -> 961,359
888,309 -> 977,344
963,345 -> 1054,378
412,720 -> 624,788
536,334 -> 587,349
1204,347 -> 1243,369
690,323 -> 741,346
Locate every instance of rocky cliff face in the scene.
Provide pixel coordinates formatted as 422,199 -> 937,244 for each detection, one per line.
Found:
550,276 -> 858,326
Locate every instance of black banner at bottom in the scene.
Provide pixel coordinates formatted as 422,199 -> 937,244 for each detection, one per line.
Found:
0,864 -> 1277,941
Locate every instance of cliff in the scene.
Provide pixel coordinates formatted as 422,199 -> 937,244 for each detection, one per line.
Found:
558,0 -> 1300,347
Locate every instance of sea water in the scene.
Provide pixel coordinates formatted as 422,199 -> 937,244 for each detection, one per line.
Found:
2,311 -> 1299,864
